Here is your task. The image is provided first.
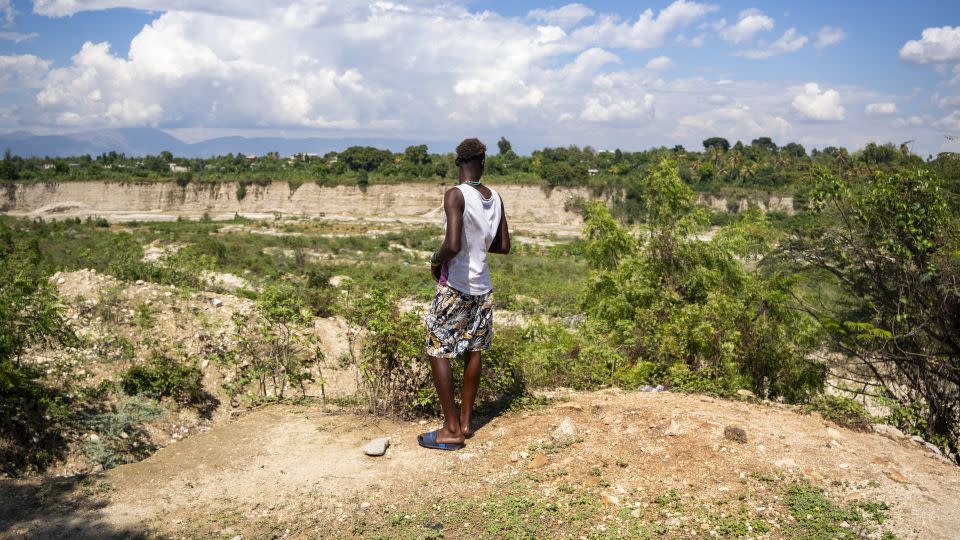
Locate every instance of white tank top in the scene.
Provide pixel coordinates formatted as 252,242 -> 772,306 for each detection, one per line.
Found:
444,184 -> 502,295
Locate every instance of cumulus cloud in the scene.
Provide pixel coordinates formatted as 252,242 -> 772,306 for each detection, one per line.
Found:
736,28 -> 807,59
673,104 -> 791,140
815,26 -> 845,49
579,93 -> 654,123
528,3 -> 594,28
792,82 -> 845,121
645,55 -> 673,71
18,0 -> 723,134
30,6 -> 570,129
865,102 -> 896,115
0,54 -> 51,89
569,0 -> 717,50
718,8 -> 774,44
900,26 -> 960,64
2,0 -> 921,153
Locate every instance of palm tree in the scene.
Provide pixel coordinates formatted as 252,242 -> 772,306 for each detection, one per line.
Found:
835,148 -> 850,174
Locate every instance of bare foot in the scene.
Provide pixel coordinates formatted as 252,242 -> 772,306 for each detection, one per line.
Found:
460,417 -> 474,439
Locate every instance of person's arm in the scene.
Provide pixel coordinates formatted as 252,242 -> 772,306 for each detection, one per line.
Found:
431,188 -> 464,280
488,197 -> 510,254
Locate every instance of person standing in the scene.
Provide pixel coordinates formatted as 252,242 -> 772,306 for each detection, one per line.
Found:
419,138 -> 510,451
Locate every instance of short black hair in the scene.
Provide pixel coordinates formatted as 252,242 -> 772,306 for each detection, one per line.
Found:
455,138 -> 486,165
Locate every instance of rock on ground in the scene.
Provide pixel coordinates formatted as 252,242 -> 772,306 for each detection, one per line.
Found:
724,425 -> 748,444
363,437 -> 390,457
551,417 -> 577,444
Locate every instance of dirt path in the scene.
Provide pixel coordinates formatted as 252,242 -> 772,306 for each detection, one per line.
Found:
2,390 -> 958,539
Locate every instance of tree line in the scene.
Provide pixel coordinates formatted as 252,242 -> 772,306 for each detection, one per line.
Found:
3,137 -> 957,197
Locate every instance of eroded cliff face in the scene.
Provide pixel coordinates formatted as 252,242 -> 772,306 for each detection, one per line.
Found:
696,193 -> 795,214
0,181 -> 795,224
0,181 -> 592,225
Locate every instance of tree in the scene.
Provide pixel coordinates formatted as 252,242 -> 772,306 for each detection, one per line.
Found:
859,142 -> 899,165
751,137 -> 778,154
782,142 -> 807,159
403,144 -> 430,166
780,167 -> 960,458
340,146 -> 392,172
579,160 -> 823,398
540,161 -> 586,187
703,137 -> 730,153
1,149 -> 19,181
497,137 -> 512,156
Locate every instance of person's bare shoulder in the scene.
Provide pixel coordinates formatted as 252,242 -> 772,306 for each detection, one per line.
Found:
443,186 -> 464,209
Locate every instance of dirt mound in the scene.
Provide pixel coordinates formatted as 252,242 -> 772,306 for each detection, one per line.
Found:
2,390 -> 957,539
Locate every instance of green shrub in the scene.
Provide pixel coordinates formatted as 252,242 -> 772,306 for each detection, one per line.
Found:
80,396 -> 163,469
804,395 -> 873,431
236,182 -> 247,201
218,283 -> 322,404
577,161 -> 825,401
782,166 -> 960,457
339,285 -> 428,416
120,354 -> 205,407
0,223 -> 76,475
0,359 -> 73,476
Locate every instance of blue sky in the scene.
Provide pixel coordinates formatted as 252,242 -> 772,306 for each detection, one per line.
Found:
1,0 -> 959,155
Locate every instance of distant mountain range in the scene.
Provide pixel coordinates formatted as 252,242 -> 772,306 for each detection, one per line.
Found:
0,128 -> 438,158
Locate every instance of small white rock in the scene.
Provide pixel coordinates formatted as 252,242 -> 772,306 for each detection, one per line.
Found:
363,437 -> 390,457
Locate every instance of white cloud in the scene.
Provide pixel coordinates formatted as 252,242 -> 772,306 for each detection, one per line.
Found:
561,48 -> 620,80
933,111 -> 960,131
528,3 -> 594,29
932,91 -> 960,108
569,0 -> 717,50
0,54 -> 50,89
718,9 -> 774,44
815,26 -> 845,49
736,28 -> 807,59
900,26 -> 960,64
865,102 -> 896,115
792,82 -> 845,121
646,55 -> 673,71
580,93 -> 654,123
3,0 -> 936,154
673,103 -> 791,140
0,31 -> 37,42
1,0 -> 15,26
893,115 -> 930,128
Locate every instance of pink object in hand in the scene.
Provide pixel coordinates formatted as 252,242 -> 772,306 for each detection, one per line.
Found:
439,263 -> 449,286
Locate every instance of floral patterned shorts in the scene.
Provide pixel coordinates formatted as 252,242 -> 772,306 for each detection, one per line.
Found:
424,283 -> 494,358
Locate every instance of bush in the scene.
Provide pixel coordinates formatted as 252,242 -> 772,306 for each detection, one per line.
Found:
80,396 -> 163,469
340,285 -> 429,416
0,360 -> 73,476
218,283 -> 322,404
577,160 -> 825,400
804,395 -> 873,431
781,167 -> 960,457
340,285 -> 526,417
120,354 -> 205,407
0,222 -> 76,475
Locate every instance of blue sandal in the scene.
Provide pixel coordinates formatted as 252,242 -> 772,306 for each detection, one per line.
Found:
417,430 -> 465,451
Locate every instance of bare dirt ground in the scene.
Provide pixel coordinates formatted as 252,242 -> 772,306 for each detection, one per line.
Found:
2,389 -> 957,539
